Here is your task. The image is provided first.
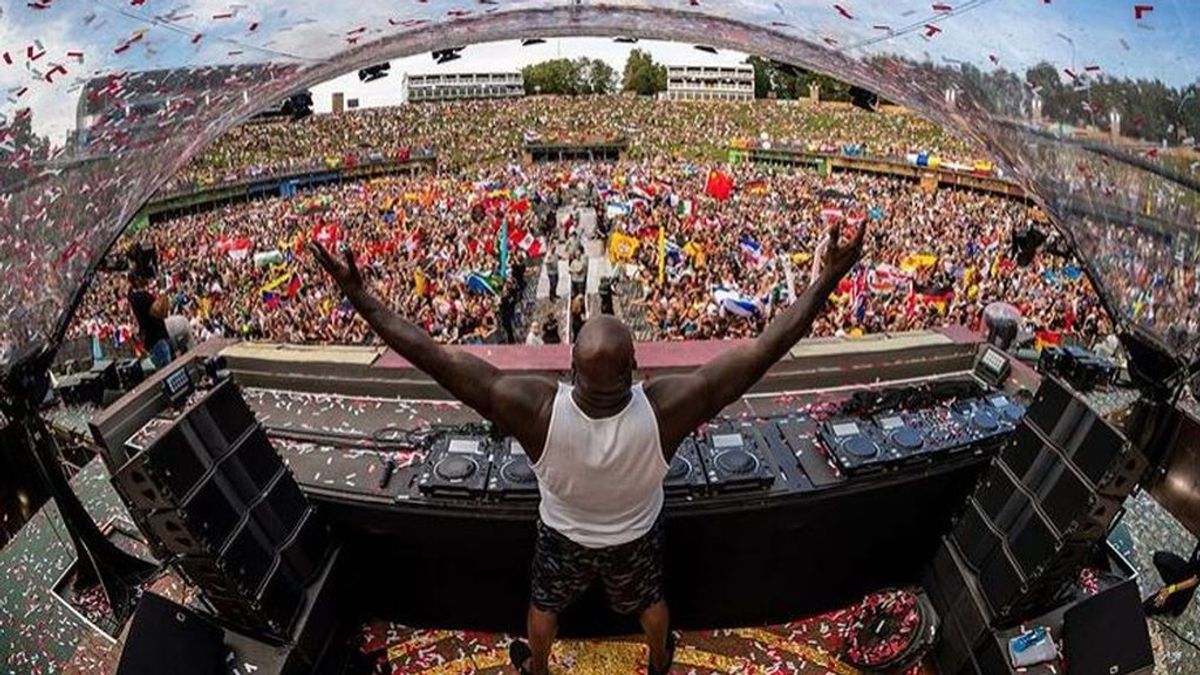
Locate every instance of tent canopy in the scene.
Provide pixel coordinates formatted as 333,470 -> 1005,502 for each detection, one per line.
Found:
1,1 -> 1198,365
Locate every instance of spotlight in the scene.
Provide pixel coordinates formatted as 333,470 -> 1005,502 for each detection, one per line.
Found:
358,63 -> 390,83
280,91 -> 313,121
1011,225 -> 1047,267
432,47 -> 463,64
521,38 -> 546,46
849,86 -> 879,112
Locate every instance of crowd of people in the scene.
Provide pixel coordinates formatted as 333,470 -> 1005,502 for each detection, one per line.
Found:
600,161 -> 1107,343
72,150 -> 1110,352
159,96 -> 976,193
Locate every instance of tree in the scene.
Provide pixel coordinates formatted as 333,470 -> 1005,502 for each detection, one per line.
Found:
742,56 -> 854,101
622,49 -> 667,96
523,58 -> 583,95
522,57 -> 616,95
745,56 -> 773,98
585,59 -> 617,95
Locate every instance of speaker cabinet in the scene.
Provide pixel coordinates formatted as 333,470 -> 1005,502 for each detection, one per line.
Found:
944,375 -> 1144,626
109,381 -> 329,638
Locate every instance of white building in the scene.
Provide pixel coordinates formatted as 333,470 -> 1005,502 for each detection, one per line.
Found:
661,64 -> 754,102
402,72 -> 525,103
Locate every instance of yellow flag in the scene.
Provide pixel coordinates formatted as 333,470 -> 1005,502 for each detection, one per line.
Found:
260,269 -> 294,294
414,268 -> 427,296
657,228 -> 667,284
608,232 -> 640,263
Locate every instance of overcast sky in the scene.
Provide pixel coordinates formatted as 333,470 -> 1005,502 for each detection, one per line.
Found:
309,38 -> 750,113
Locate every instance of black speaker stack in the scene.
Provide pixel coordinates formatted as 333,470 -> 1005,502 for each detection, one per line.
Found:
111,379 -> 331,639
925,375 -> 1148,673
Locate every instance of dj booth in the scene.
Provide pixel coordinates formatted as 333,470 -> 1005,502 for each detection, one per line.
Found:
85,329 -> 1042,639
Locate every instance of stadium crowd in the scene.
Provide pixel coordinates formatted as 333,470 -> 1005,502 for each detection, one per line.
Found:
159,96 -> 975,193
73,152 -> 1110,352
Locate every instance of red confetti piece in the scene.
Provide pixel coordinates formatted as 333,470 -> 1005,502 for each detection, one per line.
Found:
191,33 -> 203,44
988,54 -> 999,64
1084,64 -> 1101,72
248,22 -> 259,32
1064,67 -> 1079,81
932,3 -> 953,10
27,46 -> 46,61
872,24 -> 892,31
1134,4 -> 1153,19
44,64 -> 67,83
66,50 -> 84,61
2,52 -> 11,65
227,50 -> 243,56
446,9 -> 471,17
114,43 -> 131,54
212,12 -> 234,19
923,24 -> 942,37
833,4 -> 854,19
347,26 -> 367,35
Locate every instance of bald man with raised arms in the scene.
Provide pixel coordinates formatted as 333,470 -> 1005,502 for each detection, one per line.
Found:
310,219 -> 865,675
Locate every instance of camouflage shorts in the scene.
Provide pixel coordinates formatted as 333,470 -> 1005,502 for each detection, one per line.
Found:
530,518 -> 665,615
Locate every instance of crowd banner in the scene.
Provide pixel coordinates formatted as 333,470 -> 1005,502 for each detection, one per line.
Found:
253,250 -> 284,268
899,253 -> 938,273
608,232 -> 640,263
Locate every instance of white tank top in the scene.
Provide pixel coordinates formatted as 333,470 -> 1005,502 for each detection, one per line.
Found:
532,382 -> 668,548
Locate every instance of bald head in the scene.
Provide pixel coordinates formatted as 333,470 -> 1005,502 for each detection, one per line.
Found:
572,315 -> 636,397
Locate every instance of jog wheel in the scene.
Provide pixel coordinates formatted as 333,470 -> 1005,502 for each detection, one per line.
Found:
502,458 -> 536,484
891,428 -> 924,451
666,456 -> 691,481
841,436 -> 879,459
972,409 -> 999,432
715,450 -> 757,475
435,456 -> 477,481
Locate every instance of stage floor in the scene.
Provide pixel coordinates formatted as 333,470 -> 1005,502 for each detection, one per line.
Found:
356,610 -> 931,674
11,387 -> 1198,674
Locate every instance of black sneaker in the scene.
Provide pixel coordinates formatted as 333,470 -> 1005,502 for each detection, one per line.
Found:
508,639 -> 534,675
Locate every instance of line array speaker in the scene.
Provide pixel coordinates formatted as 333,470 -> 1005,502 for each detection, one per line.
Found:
110,379 -> 329,638
947,375 -> 1144,625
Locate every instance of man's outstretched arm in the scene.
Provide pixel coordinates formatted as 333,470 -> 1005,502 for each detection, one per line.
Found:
646,221 -> 865,452
310,243 -> 556,451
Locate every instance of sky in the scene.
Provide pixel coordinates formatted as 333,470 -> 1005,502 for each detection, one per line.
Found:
4,0 -> 1198,141
308,38 -> 749,113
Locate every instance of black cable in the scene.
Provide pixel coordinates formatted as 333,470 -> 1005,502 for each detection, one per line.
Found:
1150,616 -> 1200,654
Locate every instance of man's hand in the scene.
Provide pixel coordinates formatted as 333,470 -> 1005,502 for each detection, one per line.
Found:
820,219 -> 867,283
310,241 -> 364,296
1153,588 -> 1173,608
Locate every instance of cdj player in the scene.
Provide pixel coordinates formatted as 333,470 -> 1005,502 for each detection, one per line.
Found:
818,418 -> 898,475
487,437 -> 540,500
951,394 -> 1023,441
821,393 -> 1026,476
664,437 -> 709,498
696,423 -> 776,492
417,435 -> 493,498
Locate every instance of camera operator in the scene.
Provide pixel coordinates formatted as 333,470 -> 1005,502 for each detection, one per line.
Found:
127,269 -> 173,369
